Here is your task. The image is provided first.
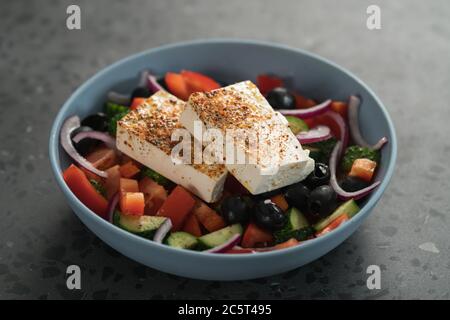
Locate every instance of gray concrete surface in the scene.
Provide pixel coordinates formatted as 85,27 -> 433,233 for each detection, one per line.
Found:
0,0 -> 449,299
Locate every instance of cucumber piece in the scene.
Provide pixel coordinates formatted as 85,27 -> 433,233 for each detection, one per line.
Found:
166,232 -> 198,249
285,115 -> 309,135
288,207 -> 309,230
198,224 -> 243,249
313,199 -> 360,231
114,211 -> 167,239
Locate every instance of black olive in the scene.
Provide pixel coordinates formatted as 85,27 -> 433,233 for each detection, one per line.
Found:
71,126 -> 97,155
81,112 -> 108,132
340,176 -> 369,192
220,196 -> 253,224
308,185 -> 337,219
305,163 -> 330,189
254,200 -> 286,230
131,87 -> 151,99
266,87 -> 296,109
283,182 -> 310,211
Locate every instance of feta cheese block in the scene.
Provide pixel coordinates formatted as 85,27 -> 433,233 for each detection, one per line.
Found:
179,81 -> 314,194
116,90 -> 227,203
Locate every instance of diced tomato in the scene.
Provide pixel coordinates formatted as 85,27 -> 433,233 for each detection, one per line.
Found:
120,192 -> 145,216
138,177 -> 167,215
156,186 -> 196,231
193,200 -> 226,232
182,213 -> 203,237
294,93 -> 317,109
256,74 -> 284,95
315,213 -> 349,237
224,175 -> 250,195
63,164 -> 108,218
270,194 -> 289,212
165,72 -> 190,101
105,165 -> 121,199
86,146 -> 117,170
330,101 -> 348,118
257,238 -> 300,251
119,178 -> 139,193
348,158 -> 377,182
119,161 -> 141,178
130,97 -> 146,111
181,70 -> 220,92
241,223 -> 273,248
224,248 -> 254,254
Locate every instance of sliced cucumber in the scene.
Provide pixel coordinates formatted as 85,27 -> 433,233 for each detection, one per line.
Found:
166,232 -> 198,249
114,211 -> 167,239
285,116 -> 309,135
313,199 -> 360,231
198,224 -> 243,249
288,207 -> 309,230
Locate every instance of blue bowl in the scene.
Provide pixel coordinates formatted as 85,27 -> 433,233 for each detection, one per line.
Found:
49,39 -> 397,280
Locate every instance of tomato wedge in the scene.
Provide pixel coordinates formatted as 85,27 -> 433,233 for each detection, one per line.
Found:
105,165 -> 121,199
294,93 -> 316,109
241,223 -> 273,248
85,146 -> 117,170
181,70 -> 220,92
119,161 -> 141,178
165,72 -> 190,101
315,213 -> 349,237
256,74 -> 283,95
156,186 -> 196,231
192,200 -> 226,232
138,177 -> 167,215
330,101 -> 348,118
182,213 -> 203,237
63,164 -> 108,218
120,192 -> 145,216
130,97 -> 146,111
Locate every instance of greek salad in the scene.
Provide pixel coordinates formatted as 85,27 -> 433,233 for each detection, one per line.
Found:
60,70 -> 387,253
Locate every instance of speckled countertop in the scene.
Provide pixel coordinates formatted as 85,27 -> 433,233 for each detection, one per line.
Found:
1,0 -> 449,300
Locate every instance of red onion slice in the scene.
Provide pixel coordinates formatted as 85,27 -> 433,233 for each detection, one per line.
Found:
279,99 -> 332,119
72,130 -> 117,150
323,110 -> 349,157
348,95 -> 388,150
107,91 -> 130,105
60,116 -> 108,178
205,234 -> 241,253
107,192 -> 120,223
330,141 -> 381,200
153,218 -> 172,243
148,74 -> 164,93
297,125 -> 332,144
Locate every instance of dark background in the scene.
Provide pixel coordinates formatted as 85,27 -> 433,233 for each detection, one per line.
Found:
0,0 -> 449,299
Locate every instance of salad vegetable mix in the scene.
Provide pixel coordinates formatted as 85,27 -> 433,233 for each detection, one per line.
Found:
60,70 -> 387,253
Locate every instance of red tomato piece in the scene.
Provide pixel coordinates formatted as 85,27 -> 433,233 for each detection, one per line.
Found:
192,200 -> 226,233
63,164 -> 108,218
294,93 -> 317,109
270,194 -> 289,212
119,178 -> 139,193
120,192 -> 145,216
156,186 -> 196,231
138,177 -> 168,215
165,72 -> 190,101
182,213 -> 203,237
241,223 -> 273,248
348,158 -> 377,182
315,213 -> 349,237
181,70 -> 220,92
105,165 -> 121,199
130,97 -> 146,111
86,146 -> 117,170
119,161 -> 141,178
256,74 -> 284,95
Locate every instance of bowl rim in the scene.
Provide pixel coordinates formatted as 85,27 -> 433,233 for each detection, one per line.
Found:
49,38 -> 397,260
